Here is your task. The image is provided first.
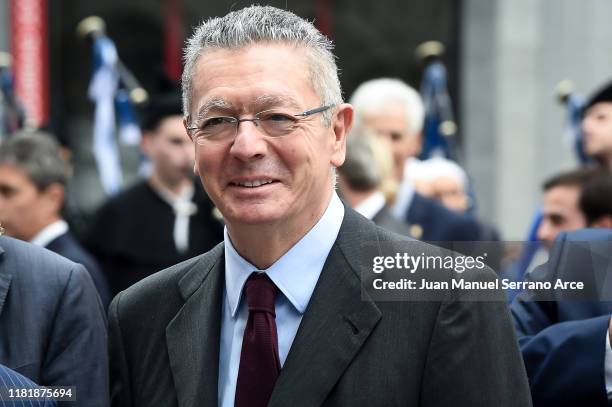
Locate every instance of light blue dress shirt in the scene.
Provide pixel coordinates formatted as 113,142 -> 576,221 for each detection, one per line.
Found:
218,192 -> 345,407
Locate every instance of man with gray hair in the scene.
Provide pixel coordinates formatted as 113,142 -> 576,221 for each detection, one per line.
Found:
108,6 -> 531,407
350,78 -> 481,242
338,130 -> 411,235
0,132 -> 110,305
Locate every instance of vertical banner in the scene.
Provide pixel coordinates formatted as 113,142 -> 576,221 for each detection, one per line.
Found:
315,0 -> 333,39
164,0 -> 183,82
10,0 -> 49,127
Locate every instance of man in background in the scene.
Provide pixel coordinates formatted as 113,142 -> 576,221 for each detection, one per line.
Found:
512,228 -> 612,406
338,130 -> 411,235
0,131 -> 110,306
85,94 -> 223,294
350,78 -> 481,241
0,233 -> 108,407
536,167 -> 601,246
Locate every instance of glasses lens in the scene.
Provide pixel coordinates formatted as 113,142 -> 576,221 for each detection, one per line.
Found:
197,117 -> 236,142
258,111 -> 298,137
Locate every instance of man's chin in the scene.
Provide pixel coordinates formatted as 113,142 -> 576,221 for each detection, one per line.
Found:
221,203 -> 286,226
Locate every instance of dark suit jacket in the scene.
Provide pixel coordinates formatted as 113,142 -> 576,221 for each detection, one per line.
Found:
406,192 -> 481,242
0,236 -> 109,407
0,363 -> 57,406
109,206 -> 530,407
46,230 -> 111,309
511,228 -> 612,407
85,180 -> 223,295
371,205 -> 412,236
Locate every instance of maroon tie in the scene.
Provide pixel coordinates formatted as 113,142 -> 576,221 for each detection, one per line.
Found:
235,273 -> 281,407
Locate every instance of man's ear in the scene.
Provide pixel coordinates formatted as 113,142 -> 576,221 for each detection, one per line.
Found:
42,183 -> 65,215
330,103 -> 354,168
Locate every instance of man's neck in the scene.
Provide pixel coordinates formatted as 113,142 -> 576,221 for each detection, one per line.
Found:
226,191 -> 333,270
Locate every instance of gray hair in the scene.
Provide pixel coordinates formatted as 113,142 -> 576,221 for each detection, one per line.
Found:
0,132 -> 69,190
350,78 -> 425,136
339,133 -> 382,191
181,5 -> 343,126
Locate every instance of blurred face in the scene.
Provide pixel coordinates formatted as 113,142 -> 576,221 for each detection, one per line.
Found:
187,44 -> 351,228
582,102 -> 612,159
0,164 -> 55,240
537,185 -> 586,246
431,176 -> 469,212
142,115 -> 195,188
360,103 -> 421,182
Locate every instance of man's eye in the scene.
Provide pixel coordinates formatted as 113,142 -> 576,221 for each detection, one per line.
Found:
262,113 -> 294,122
0,186 -> 16,198
202,117 -> 232,128
549,215 -> 564,226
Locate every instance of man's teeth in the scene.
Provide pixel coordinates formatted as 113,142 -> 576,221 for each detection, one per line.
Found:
235,179 -> 274,187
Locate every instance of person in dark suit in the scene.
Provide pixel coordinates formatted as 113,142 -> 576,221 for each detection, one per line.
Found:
84,94 -> 223,295
108,6 -> 531,407
338,130 -> 412,236
350,78 -> 481,242
0,363 -> 58,406
0,235 -> 108,407
511,228 -> 612,406
0,132 -> 110,307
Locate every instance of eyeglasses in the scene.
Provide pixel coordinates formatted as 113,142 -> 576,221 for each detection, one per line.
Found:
186,105 -> 333,144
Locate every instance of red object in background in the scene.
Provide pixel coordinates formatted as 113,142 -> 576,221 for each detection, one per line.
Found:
315,0 -> 333,39
164,0 -> 183,82
10,0 -> 49,127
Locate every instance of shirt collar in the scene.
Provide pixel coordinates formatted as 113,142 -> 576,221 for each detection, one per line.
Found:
30,220 -> 69,247
224,192 -> 345,317
354,191 -> 386,220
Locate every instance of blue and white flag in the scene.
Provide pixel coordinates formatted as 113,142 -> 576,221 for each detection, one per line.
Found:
0,65 -> 25,139
419,60 -> 456,160
88,36 -> 123,195
115,89 -> 141,146
563,93 -> 592,165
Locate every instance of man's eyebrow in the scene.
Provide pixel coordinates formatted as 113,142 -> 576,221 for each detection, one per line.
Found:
195,98 -> 233,120
253,95 -> 301,111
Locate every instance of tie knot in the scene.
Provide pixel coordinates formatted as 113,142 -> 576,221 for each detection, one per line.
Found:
244,273 -> 278,315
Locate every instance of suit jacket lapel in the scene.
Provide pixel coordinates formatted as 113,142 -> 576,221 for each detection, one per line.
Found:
269,210 -> 382,407
0,242 -> 11,317
166,244 -> 225,407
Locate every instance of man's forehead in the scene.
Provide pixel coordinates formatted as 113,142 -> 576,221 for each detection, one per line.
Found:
544,185 -> 581,207
0,165 -> 32,188
585,101 -> 612,115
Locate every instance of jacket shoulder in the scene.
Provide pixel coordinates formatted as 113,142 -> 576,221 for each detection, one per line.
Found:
0,236 -> 82,281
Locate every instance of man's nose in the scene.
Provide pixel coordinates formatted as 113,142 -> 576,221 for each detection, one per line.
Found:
229,121 -> 268,161
536,221 -> 553,244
